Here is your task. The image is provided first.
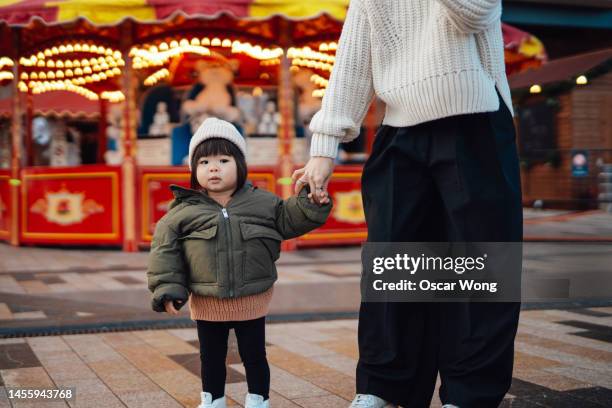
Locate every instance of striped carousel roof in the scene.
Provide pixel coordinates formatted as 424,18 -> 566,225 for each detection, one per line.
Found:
0,0 -> 350,26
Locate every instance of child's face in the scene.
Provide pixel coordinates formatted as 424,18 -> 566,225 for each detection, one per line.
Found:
196,154 -> 238,195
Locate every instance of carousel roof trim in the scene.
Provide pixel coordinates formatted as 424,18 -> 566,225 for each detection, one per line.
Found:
0,3 -> 348,28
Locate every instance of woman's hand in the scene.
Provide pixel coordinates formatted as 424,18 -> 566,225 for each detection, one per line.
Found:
292,157 -> 335,204
164,300 -> 182,315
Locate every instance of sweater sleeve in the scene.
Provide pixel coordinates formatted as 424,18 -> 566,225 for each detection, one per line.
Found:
435,0 -> 501,33
308,0 -> 374,158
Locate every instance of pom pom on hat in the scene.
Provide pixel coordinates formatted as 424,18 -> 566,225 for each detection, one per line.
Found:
188,118 -> 247,169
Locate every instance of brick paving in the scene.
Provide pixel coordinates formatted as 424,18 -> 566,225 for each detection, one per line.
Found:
0,309 -> 611,407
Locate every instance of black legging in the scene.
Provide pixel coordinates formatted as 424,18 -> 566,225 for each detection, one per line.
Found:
196,317 -> 270,401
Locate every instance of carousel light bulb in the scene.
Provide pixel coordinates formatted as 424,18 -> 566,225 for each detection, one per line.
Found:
56,71 -> 64,78
252,86 -> 263,97
101,63 -> 109,70
232,40 -> 241,48
157,42 -> 168,51
83,66 -> 92,74
72,59 -> 79,67
37,52 -> 44,60
99,73 -> 107,80
90,45 -> 98,53
118,59 -> 125,66
149,45 -> 158,53
99,46 -> 106,54
31,72 -> 38,79
80,59 -> 88,66
74,67 -> 82,76
97,56 -> 105,64
82,44 -> 90,52
46,60 -> 55,68
85,76 -> 93,83
74,44 -> 82,52
212,38 -> 221,47
329,42 -> 337,50
59,45 -> 66,53
180,39 -> 189,47
576,75 -> 588,85
44,49 -> 52,57
222,39 -> 232,47
47,71 -> 55,79
56,60 -> 64,68
67,44 -> 74,53
112,67 -> 121,75
202,38 -> 210,46
92,73 -> 100,81
20,72 -> 28,80
530,84 -> 542,94
105,69 -> 113,77
65,60 -> 72,68
66,69 -> 73,77
28,81 -> 35,88
319,43 -> 329,52
191,38 -> 200,46
39,72 -> 46,79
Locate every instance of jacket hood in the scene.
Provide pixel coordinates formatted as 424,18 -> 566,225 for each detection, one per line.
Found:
168,182 -> 255,209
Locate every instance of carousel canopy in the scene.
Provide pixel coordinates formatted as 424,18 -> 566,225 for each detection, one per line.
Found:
0,0 -> 349,26
0,1 -> 547,106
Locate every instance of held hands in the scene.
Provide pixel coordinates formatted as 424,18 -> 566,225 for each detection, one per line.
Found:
292,157 -> 335,205
164,300 -> 183,315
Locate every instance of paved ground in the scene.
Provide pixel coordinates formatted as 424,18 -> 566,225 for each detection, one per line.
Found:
0,209 -> 611,406
0,308 -> 611,407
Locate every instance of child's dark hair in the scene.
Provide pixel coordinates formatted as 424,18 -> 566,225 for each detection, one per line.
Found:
190,138 -> 247,192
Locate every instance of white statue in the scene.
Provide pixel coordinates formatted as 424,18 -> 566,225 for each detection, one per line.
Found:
257,100 -> 281,136
149,101 -> 171,136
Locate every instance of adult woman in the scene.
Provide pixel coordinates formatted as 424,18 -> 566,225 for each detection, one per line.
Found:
292,1 -> 522,407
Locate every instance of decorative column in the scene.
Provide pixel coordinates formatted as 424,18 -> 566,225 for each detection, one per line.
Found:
277,20 -> 297,251
120,22 -> 138,252
9,29 -> 22,246
98,98 -> 107,164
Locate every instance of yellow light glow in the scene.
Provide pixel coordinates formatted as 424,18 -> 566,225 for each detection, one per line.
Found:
212,38 -> 221,47
191,38 -> 200,46
222,39 -> 232,47
56,60 -> 64,68
202,38 -> 210,46
529,84 -> 542,94
159,42 -> 169,51
576,75 -> 588,85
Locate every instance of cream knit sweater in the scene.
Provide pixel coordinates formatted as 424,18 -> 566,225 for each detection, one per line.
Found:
309,0 -> 514,158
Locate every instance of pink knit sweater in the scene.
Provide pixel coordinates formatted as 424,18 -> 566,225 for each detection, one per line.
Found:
189,287 -> 274,322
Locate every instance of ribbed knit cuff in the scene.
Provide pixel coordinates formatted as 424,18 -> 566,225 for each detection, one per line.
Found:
310,133 -> 340,158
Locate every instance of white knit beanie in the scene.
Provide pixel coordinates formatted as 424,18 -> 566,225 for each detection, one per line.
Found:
188,117 -> 247,170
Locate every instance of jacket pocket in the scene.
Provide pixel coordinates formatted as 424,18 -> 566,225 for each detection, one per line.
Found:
180,225 -> 218,284
239,221 -> 282,282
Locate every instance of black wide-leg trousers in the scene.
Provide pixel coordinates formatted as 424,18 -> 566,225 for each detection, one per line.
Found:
357,92 -> 523,408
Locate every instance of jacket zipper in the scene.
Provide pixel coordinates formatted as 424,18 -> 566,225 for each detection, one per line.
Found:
222,208 -> 234,298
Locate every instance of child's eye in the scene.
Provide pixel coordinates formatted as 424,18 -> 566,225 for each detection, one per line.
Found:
200,160 -> 208,165
221,159 -> 229,163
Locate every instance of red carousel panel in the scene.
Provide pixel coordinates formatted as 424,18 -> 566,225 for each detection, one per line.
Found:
139,166 -> 276,243
20,166 -> 122,244
0,170 -> 10,240
297,166 -> 367,246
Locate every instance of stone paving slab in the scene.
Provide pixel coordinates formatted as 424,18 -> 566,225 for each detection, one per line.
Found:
0,308 -> 610,407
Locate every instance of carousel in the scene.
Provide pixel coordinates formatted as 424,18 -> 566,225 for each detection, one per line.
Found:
0,0 -> 547,251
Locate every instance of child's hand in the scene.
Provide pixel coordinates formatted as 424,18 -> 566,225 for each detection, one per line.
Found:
308,190 -> 330,205
164,300 -> 182,315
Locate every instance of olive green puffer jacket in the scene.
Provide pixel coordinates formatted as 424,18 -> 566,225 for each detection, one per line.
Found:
147,182 -> 332,312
